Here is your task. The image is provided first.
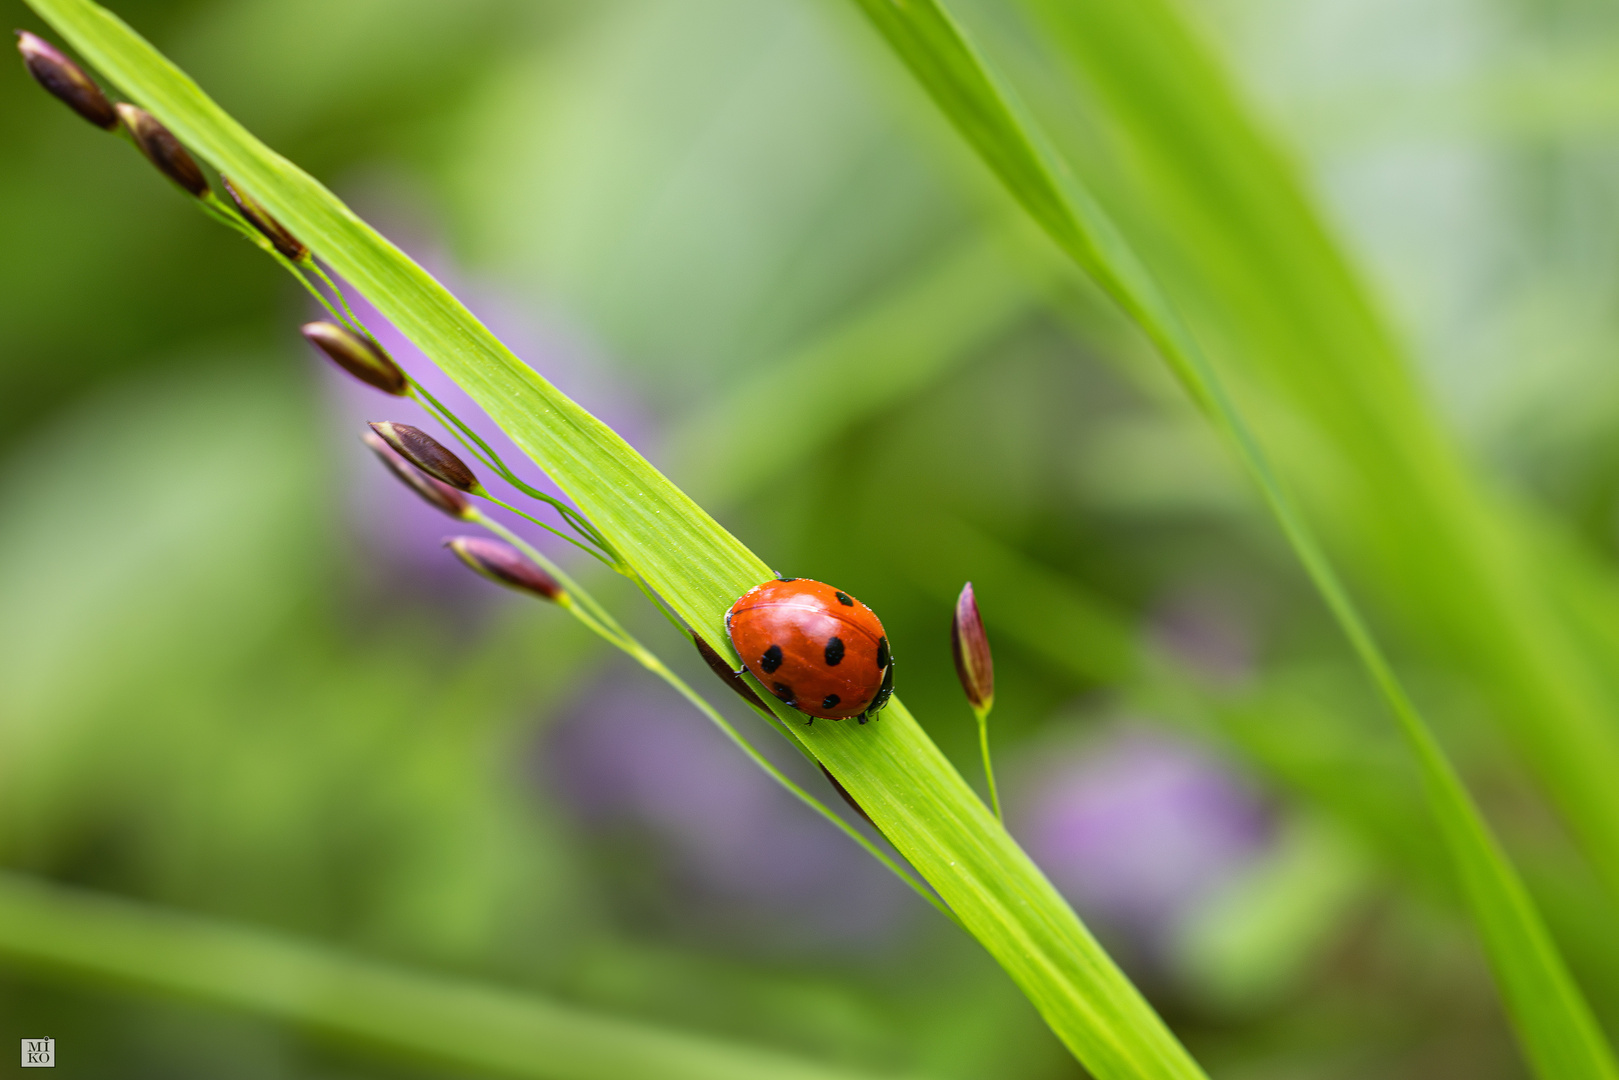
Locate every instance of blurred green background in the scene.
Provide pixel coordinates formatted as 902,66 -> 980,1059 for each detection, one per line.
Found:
3,0 -> 1618,1076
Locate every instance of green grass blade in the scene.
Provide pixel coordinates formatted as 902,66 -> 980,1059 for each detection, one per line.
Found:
667,232 -> 1037,507
881,508 -> 1135,684
836,1 -> 1619,1077
22,2 -> 1207,1075
991,0 -> 1619,910
0,872 -> 904,1080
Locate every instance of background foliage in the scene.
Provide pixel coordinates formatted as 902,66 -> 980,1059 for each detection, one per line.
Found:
3,0 -> 1618,1076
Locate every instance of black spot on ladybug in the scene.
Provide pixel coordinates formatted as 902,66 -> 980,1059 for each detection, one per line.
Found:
823,636 -> 845,666
775,574 -> 799,582
834,590 -> 853,606
760,644 -> 783,674
772,682 -> 796,705
875,636 -> 890,670
822,694 -> 840,709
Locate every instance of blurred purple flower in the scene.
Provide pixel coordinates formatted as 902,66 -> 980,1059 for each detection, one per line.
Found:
1148,590 -> 1255,687
545,673 -> 912,953
1018,727 -> 1273,969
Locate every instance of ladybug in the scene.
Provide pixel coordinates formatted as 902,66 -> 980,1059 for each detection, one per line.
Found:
726,577 -> 893,724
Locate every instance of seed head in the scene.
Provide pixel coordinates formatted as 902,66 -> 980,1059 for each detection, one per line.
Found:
950,582 -> 994,713
303,322 -> 408,395
115,103 -> 208,197
16,31 -> 117,129
223,175 -> 307,261
693,634 -> 769,712
445,536 -> 562,601
368,422 -> 478,492
362,430 -> 470,519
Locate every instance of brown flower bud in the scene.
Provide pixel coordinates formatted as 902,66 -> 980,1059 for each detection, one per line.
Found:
445,536 -> 562,601
303,322 -> 408,395
693,634 -> 769,712
16,31 -> 116,130
362,430 -> 470,519
115,103 -> 208,197
222,175 -> 307,261
368,422 -> 478,492
950,582 -> 994,712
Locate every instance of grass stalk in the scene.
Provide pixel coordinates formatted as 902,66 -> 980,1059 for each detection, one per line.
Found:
0,871 -> 907,1080
837,1 -> 1619,1076
19,2 -> 1214,1073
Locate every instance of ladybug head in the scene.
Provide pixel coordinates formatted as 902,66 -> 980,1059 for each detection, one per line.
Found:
863,662 -> 895,721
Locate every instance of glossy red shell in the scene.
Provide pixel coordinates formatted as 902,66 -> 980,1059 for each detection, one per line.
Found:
726,579 -> 890,721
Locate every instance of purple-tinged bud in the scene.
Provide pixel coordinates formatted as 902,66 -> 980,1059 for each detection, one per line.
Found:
303,322 -> 408,395
115,103 -> 208,197
951,582 -> 994,713
362,430 -> 470,519
16,31 -> 116,130
222,175 -> 307,261
368,422 -> 478,492
445,536 -> 562,601
693,634 -> 769,712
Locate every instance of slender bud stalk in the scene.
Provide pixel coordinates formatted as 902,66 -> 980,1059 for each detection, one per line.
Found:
952,582 -> 1001,821
445,536 -> 562,601
305,322 -> 408,395
693,634 -> 769,712
362,430 -> 470,519
222,175 -> 308,261
115,103 -> 208,197
369,422 -> 479,492
15,31 -> 116,129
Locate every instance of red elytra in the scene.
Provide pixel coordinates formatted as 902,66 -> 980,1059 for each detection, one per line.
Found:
725,578 -> 893,723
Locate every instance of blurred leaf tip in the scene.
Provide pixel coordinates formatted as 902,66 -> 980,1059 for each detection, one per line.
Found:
15,29 -> 116,129
951,582 -> 993,712
304,321 -> 407,395
224,175 -> 307,261
368,421 -> 478,492
362,429 -> 470,519
115,102 -> 207,196
445,536 -> 562,601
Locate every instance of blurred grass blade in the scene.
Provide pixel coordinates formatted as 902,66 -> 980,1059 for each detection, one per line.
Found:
837,1 -> 1619,1078
668,232 -> 1036,506
23,2 -> 1207,1076
996,0 -> 1619,910
0,872 -> 902,1080
881,508 -> 1134,684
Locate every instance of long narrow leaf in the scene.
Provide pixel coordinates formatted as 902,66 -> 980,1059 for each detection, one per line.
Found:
1003,0 -> 1619,915
836,1 -> 1619,1078
0,872 -> 901,1080
22,2 -> 1207,1076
